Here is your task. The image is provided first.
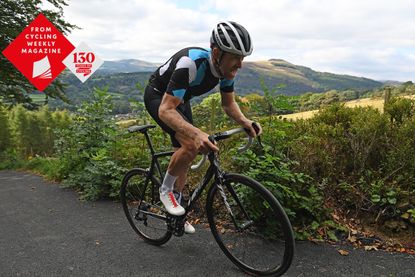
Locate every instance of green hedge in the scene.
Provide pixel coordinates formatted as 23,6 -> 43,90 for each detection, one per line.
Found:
287,102 -> 415,229
2,89 -> 414,238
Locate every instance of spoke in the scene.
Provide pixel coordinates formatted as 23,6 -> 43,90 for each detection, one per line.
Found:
209,177 -> 293,275
121,170 -> 171,244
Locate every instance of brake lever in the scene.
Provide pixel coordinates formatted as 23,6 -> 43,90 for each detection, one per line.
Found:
257,135 -> 264,149
250,122 -> 264,149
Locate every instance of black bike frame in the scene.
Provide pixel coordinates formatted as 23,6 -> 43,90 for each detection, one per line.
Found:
185,152 -> 218,213
182,152 -> 253,231
146,150 -> 218,210
141,130 -> 251,228
142,130 -> 173,180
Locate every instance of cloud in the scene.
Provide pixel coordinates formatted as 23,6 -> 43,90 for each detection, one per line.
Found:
203,0 -> 415,80
52,0 -> 414,81
61,0 -> 218,61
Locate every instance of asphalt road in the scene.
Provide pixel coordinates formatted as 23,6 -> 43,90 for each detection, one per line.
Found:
1,170 -> 414,277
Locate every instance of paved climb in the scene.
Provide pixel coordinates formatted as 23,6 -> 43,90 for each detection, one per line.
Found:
1,170 -> 414,276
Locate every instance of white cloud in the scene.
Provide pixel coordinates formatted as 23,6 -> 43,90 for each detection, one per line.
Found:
60,0 -> 219,61
46,0 -> 414,81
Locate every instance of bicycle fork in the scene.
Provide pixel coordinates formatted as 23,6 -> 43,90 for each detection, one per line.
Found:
216,180 -> 254,231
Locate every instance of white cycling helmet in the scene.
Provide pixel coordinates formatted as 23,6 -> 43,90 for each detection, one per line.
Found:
210,21 -> 253,57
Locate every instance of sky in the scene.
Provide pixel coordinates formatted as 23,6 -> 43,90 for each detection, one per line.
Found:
43,0 -> 414,81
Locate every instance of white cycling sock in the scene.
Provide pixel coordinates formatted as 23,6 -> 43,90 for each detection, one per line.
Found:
160,171 -> 177,195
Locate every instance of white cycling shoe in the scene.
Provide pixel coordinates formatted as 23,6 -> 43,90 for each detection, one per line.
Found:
160,191 -> 185,216
159,191 -> 196,234
184,221 -> 196,234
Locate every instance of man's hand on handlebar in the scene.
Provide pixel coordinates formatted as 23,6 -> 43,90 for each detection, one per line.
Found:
196,131 -> 219,154
241,120 -> 262,138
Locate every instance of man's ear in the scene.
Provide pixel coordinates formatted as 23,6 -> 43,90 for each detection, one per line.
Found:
211,47 -> 221,60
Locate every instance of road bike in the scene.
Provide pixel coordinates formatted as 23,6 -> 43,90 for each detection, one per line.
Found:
120,124 -> 295,276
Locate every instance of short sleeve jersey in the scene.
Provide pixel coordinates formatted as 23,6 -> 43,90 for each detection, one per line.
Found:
149,47 -> 234,102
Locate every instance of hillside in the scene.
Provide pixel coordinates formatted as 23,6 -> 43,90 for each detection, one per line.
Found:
282,94 -> 415,120
47,70 -> 151,113
44,58 -> 385,112
98,59 -> 160,74
93,58 -> 383,95
235,59 -> 383,95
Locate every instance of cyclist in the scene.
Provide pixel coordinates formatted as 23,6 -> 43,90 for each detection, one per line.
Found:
144,21 -> 262,234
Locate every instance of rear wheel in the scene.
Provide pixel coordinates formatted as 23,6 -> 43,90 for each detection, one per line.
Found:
206,173 -> 295,276
120,168 -> 172,245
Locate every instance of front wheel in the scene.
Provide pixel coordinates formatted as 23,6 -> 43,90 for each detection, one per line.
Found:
206,173 -> 295,276
120,168 -> 172,245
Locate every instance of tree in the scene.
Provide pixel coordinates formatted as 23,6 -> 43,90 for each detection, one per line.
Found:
0,106 -> 12,153
0,0 -> 77,109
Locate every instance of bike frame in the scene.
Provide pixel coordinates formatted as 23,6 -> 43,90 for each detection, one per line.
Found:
145,148 -> 219,214
145,145 -> 251,230
185,152 -> 218,213
137,127 -> 252,231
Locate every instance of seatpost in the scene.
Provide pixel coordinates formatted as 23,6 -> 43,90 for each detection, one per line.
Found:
143,131 -> 156,156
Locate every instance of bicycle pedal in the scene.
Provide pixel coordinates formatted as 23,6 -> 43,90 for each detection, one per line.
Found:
167,215 -> 185,237
173,227 -> 185,237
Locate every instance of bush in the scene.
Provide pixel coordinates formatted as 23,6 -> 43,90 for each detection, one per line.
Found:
287,103 -> 415,227
8,105 -> 71,158
55,88 -> 126,200
232,118 -> 332,239
289,104 -> 388,182
24,156 -> 62,180
0,105 -> 12,153
384,97 -> 415,124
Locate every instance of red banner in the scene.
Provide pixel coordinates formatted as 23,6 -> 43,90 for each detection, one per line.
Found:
2,13 -> 75,91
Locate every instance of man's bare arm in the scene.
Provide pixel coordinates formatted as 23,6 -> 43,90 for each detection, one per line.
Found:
158,94 -> 201,139
221,91 -> 262,137
221,91 -> 249,125
159,93 -> 218,152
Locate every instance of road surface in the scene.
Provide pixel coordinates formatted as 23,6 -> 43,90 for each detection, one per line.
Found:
1,170 -> 414,276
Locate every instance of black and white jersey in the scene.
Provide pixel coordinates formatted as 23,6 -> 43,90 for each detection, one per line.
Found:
149,47 -> 234,102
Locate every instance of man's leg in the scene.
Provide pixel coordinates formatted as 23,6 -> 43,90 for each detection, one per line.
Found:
159,132 -> 198,216
164,132 -> 197,191
172,147 -> 189,192
145,90 -> 195,216
169,134 -> 197,234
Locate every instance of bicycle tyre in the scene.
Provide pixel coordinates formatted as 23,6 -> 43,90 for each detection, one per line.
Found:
120,168 -> 172,245
206,173 -> 295,276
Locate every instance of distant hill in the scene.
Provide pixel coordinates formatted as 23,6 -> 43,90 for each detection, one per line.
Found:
235,59 -> 383,95
98,59 -> 160,74
94,58 -> 383,95
48,58 -> 386,113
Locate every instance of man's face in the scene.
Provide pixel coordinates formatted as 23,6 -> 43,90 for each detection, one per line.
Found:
215,50 -> 244,79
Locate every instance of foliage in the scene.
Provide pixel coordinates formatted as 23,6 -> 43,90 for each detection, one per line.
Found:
0,149 -> 25,170
23,156 -> 62,180
287,103 -> 415,229
55,88 -> 126,200
231,118 -> 334,239
47,72 -> 151,113
0,0 -> 78,107
0,105 -> 12,153
259,78 -> 294,116
3,105 -> 71,158
3,80 -> 415,241
0,104 -> 71,171
384,97 -> 415,124
193,93 -> 230,131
